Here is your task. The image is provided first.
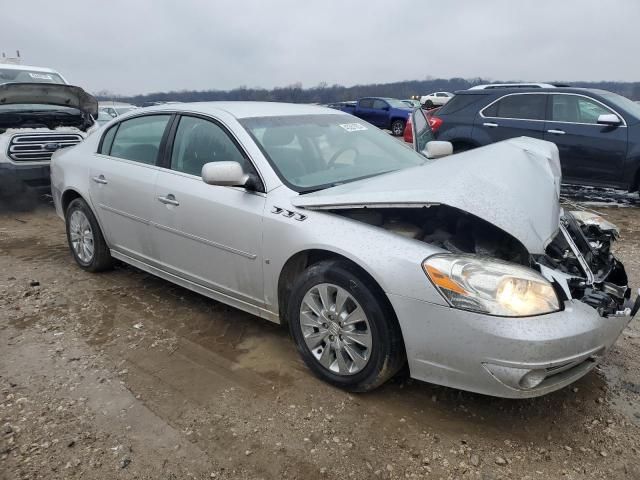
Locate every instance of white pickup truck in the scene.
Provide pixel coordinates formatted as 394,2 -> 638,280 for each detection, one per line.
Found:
0,63 -> 97,209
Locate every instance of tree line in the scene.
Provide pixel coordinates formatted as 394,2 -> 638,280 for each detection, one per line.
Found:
97,78 -> 640,105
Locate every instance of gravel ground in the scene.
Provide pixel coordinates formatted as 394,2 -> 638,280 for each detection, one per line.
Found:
1,202 -> 639,480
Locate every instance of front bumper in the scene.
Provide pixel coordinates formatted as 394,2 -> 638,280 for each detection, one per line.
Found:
389,294 -> 633,398
0,162 -> 51,195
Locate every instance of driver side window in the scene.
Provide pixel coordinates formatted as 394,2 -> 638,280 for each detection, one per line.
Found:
170,116 -> 249,176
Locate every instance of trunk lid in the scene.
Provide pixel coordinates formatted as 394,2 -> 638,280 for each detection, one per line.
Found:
292,137 -> 562,254
0,83 -> 98,118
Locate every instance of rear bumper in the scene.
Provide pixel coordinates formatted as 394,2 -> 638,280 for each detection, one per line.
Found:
0,162 -> 51,195
389,293 -> 633,398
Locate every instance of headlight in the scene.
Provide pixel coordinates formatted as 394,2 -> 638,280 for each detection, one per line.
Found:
423,254 -> 560,317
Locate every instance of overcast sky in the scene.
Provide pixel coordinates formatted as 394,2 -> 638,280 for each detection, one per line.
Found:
2,0 -> 638,95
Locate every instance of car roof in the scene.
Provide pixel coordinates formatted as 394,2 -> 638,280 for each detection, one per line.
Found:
0,63 -> 62,74
136,101 -> 349,119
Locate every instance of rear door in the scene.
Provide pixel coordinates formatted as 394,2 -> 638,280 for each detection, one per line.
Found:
544,93 -> 627,186
89,114 -> 172,263
150,114 -> 266,306
478,93 -> 547,143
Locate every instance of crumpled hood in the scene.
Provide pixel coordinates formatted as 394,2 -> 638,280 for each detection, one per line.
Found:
0,83 -> 98,118
292,137 -> 562,254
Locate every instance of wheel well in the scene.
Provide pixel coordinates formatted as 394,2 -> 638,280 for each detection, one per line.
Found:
61,189 -> 82,217
277,250 -> 389,325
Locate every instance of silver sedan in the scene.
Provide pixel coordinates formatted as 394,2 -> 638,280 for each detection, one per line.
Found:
50,102 -> 638,397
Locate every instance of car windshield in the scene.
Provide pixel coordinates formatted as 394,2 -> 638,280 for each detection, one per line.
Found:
240,114 -> 426,192
599,91 -> 640,119
0,68 -> 65,85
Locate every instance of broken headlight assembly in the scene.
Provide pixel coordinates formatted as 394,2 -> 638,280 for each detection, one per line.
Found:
423,254 -> 560,317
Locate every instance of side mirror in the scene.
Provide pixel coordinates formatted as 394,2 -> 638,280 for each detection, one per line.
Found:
201,161 -> 248,187
381,106 -> 389,111
421,141 -> 453,159
597,113 -> 621,126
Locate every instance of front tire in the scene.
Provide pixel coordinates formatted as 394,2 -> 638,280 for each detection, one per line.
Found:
390,119 -> 405,136
424,100 -> 434,109
65,198 -> 113,272
288,260 -> 405,392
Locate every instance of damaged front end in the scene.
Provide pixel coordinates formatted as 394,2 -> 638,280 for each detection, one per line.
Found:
539,210 -> 638,318
292,137 -> 637,320
329,205 -> 638,319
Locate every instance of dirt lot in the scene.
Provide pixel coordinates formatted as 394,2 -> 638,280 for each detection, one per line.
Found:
1,203 -> 639,480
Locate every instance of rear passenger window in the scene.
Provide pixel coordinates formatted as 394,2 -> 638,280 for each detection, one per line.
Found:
99,124 -> 118,155
109,115 -> 171,165
437,94 -> 485,115
483,94 -> 546,120
359,99 -> 374,108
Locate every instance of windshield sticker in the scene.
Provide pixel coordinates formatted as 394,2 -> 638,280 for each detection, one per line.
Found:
28,73 -> 53,80
339,123 -> 367,132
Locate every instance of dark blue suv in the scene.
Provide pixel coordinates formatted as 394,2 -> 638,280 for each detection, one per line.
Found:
431,87 -> 640,192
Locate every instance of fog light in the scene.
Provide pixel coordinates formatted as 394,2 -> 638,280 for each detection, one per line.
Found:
483,363 -> 548,391
518,369 -> 546,390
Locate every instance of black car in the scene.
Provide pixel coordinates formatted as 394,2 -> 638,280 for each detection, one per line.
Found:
430,87 -> 640,192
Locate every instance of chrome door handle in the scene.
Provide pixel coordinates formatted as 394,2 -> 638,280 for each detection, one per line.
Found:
483,122 -> 498,128
157,194 -> 179,206
547,129 -> 566,135
92,175 -> 108,184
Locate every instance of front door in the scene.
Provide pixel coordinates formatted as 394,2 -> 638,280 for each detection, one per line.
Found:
150,114 -> 266,306
89,114 -> 172,262
544,94 -> 628,186
370,99 -> 390,127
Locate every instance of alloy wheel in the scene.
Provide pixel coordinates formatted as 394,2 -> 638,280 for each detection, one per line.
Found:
299,283 -> 372,375
69,210 -> 95,263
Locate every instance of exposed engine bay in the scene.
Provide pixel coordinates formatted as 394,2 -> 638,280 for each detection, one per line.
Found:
0,108 -> 94,134
334,205 -> 636,317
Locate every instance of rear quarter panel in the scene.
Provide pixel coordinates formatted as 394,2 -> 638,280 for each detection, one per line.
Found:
50,132 -> 100,218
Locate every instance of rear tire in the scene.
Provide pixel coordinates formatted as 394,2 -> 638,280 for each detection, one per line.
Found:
65,198 -> 113,272
288,260 -> 405,392
390,119 -> 405,136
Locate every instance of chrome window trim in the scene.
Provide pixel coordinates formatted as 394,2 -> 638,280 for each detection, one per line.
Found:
95,110 -> 269,193
479,92 -> 627,127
